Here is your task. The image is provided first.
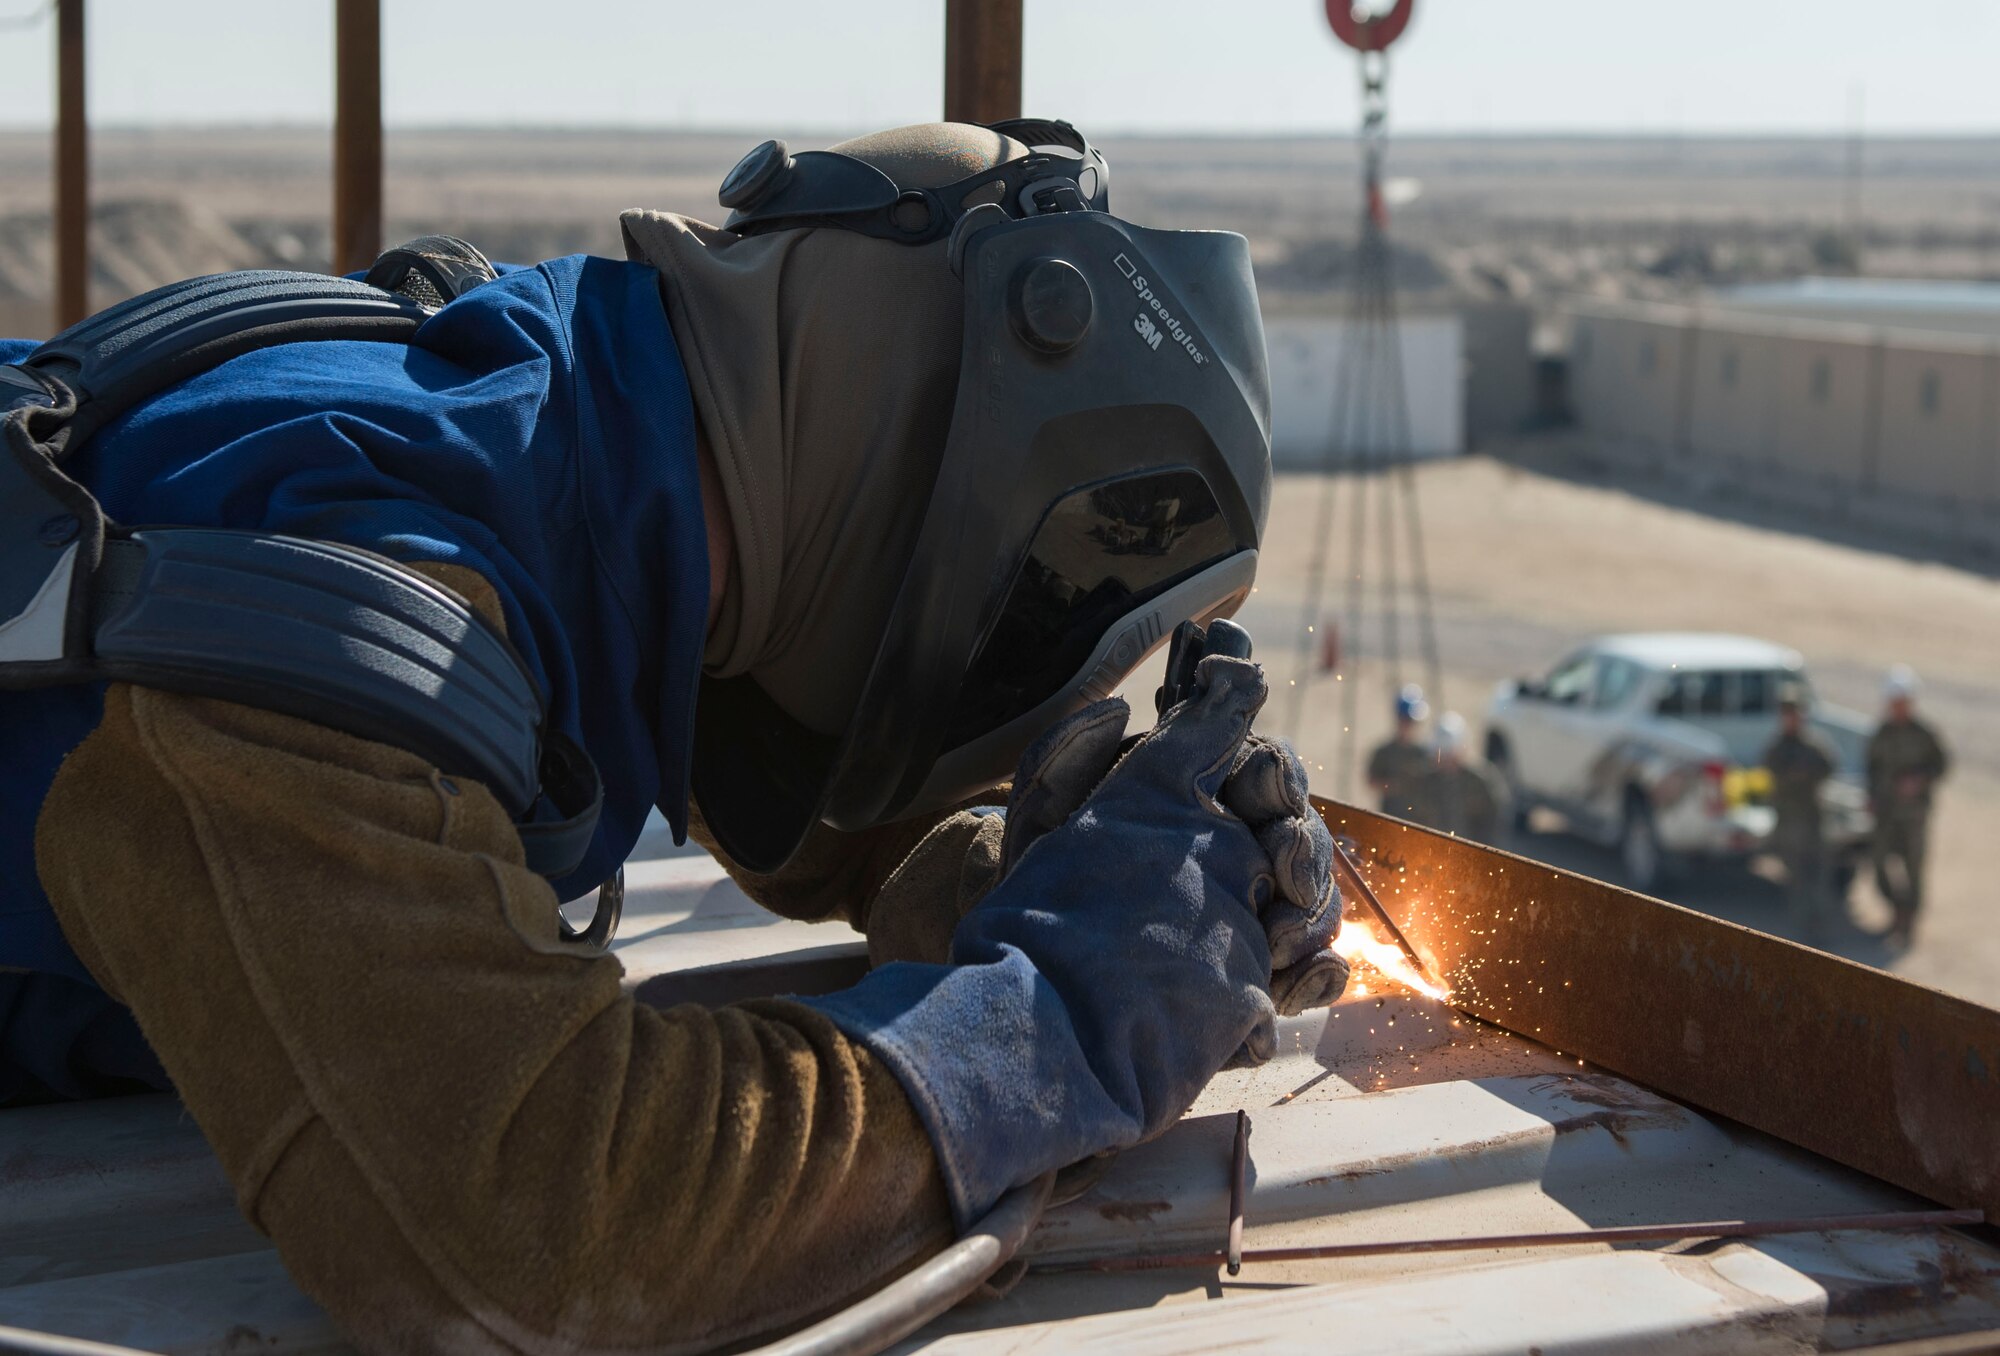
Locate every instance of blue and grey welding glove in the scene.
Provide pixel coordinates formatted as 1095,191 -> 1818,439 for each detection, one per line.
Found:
1222,733 -> 1349,1016
1002,701 -> 1348,1020
798,655 -> 1278,1227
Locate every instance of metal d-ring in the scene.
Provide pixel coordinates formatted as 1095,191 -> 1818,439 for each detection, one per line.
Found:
558,867 -> 624,949
1325,0 -> 1415,53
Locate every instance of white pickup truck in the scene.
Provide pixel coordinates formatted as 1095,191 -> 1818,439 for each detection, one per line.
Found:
1484,633 -> 1873,892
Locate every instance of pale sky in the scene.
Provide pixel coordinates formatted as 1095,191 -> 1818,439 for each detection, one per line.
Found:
0,0 -> 1995,135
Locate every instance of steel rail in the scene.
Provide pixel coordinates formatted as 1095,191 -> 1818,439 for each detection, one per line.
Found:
1033,1207 -> 1987,1274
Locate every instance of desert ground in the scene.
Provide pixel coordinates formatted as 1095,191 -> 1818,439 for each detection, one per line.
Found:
1236,444 -> 2000,1008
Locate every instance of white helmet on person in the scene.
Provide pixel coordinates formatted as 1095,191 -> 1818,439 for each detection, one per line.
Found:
1432,710 -> 1469,759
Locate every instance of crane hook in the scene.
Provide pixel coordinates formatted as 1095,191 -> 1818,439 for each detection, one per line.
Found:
1325,0 -> 1415,53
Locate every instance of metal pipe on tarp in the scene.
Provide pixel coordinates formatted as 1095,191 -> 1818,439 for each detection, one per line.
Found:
743,1171 -> 1054,1356
1034,1207 -> 1986,1274
0,1322 -> 159,1356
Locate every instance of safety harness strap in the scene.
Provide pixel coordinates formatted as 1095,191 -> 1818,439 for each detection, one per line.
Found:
92,530 -> 546,812
30,269 -> 432,449
0,251 -> 607,885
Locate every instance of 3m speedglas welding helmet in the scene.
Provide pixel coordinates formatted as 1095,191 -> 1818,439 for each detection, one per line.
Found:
691,119 -> 1272,872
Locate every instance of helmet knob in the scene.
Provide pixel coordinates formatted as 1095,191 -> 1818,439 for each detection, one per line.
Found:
719,139 -> 792,211
1011,257 -> 1092,353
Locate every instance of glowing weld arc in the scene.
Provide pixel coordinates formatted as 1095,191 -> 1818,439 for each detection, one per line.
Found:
1334,923 -> 1448,1003
1329,841 -> 1442,998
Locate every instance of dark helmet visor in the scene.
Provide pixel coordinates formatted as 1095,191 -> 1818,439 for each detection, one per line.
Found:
946,467 -> 1241,747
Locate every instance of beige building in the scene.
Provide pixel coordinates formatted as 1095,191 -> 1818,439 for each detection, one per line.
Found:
1566,281 -> 2000,551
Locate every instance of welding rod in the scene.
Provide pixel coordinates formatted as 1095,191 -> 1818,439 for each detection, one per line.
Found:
1225,1110 -> 1250,1276
1330,838 -> 1431,978
1031,1207 -> 1986,1274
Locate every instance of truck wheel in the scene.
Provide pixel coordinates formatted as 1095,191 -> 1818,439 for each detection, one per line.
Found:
1620,793 -> 1666,894
1487,734 -> 1532,834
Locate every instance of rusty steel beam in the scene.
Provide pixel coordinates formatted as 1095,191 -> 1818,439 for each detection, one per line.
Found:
332,0 -> 382,276
54,0 -> 86,329
1313,796 -> 2000,1223
944,0 -> 1021,125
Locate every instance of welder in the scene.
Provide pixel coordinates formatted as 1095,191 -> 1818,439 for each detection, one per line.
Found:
1408,711 -> 1508,846
0,122 -> 1346,1351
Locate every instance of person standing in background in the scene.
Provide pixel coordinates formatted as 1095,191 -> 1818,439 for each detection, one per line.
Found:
1408,711 -> 1509,846
1368,684 -> 1432,820
1867,665 -> 1949,947
1764,683 -> 1837,944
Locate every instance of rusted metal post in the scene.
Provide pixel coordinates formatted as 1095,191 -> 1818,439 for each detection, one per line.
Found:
944,0 -> 1022,125
332,0 -> 382,276
54,0 -> 87,329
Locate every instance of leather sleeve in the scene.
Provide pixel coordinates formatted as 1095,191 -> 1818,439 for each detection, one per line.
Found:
687,786 -> 1006,947
33,566 -> 953,1355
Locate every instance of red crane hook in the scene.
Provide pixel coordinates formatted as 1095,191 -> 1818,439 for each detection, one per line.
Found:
1325,0 -> 1415,53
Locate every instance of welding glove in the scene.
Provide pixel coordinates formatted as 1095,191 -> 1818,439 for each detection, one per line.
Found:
1221,733 -> 1350,1016
800,654 -> 1279,1227
686,794 -> 1000,935
861,809 -> 1006,968
1002,704 -> 1349,1020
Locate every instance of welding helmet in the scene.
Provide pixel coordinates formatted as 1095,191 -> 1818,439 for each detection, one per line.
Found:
693,119 -> 1272,872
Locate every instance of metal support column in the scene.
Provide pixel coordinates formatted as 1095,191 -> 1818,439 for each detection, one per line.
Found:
54,0 -> 86,329
332,0 -> 382,276
944,0 -> 1021,125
